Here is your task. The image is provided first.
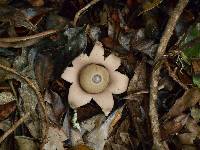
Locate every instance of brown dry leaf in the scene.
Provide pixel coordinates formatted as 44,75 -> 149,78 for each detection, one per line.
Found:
0,101 -> 16,121
0,7 -> 36,32
0,57 -> 11,82
191,107 -> 200,122
73,144 -> 92,150
191,58 -> 200,75
164,87 -> 200,120
127,58 -> 146,95
125,58 -> 148,149
0,92 -> 16,104
28,0 -> 44,7
84,107 -> 124,150
161,114 -> 188,140
185,117 -> 200,136
105,117 -> 131,149
42,126 -> 68,150
44,90 -> 65,123
178,133 -> 197,145
177,117 -> 200,145
15,136 -> 38,150
34,54 -> 54,92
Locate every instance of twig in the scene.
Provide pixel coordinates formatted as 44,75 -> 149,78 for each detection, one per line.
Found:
0,64 -> 49,142
73,0 -> 101,26
0,112 -> 31,143
0,29 -> 58,42
149,0 -> 189,150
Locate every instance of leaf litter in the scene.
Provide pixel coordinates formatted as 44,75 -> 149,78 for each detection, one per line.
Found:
0,0 -> 200,150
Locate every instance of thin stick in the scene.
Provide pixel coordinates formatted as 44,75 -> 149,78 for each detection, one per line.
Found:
149,0 -> 189,149
0,64 -> 49,141
0,112 -> 31,143
73,0 -> 101,26
0,29 -> 58,42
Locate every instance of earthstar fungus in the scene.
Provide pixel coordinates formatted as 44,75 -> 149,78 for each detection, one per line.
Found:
61,41 -> 129,115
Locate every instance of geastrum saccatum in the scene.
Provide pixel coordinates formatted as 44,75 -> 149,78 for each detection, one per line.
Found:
61,41 -> 129,115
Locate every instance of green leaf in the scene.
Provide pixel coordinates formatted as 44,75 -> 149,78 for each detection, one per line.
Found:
192,75 -> 200,88
181,23 -> 200,64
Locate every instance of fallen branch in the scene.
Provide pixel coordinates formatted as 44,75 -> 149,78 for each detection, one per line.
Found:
149,0 -> 189,149
0,64 -> 49,142
73,0 -> 101,26
0,112 -> 31,143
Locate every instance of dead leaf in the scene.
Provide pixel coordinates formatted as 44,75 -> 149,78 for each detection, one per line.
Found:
80,114 -> 105,134
105,117 -> 131,150
15,136 -> 38,150
42,126 -> 68,150
0,57 -> 11,82
28,0 -> 44,7
0,101 -> 16,121
185,117 -> 200,136
191,58 -> 200,75
73,144 -> 92,150
127,58 -> 146,95
34,54 -> 54,92
178,133 -> 197,145
161,114 -> 188,140
191,107 -> 200,122
44,90 -> 65,123
84,107 -> 124,150
164,88 -> 200,120
0,92 -> 16,105
18,83 -> 41,138
177,117 -> 200,145
125,58 -> 148,149
0,6 -> 36,34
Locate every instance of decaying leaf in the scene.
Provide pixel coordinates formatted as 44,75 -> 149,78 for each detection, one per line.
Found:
191,107 -> 200,122
191,58 -> 200,75
0,101 -> 16,121
64,27 -> 87,52
0,119 -> 11,132
15,136 -> 38,150
42,126 -> 68,150
73,144 -> 93,150
84,106 -> 124,150
44,90 -> 65,123
5,49 -> 42,138
0,92 -> 16,105
178,117 -> 200,145
18,83 -> 41,138
178,133 -> 197,145
127,58 -> 146,96
34,54 -> 54,92
0,57 -> 11,82
28,0 -> 44,7
161,114 -> 188,139
185,117 -> 200,135
164,87 -> 200,120
0,6 -> 36,32
80,114 -> 105,134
